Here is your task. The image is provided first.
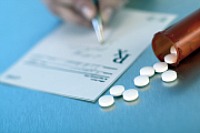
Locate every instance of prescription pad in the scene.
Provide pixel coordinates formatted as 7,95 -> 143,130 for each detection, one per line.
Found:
0,9 -> 176,102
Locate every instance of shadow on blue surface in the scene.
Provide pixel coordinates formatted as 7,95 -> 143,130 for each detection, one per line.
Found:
174,50 -> 200,90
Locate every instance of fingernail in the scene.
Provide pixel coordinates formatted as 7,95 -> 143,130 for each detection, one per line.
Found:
81,6 -> 95,20
102,8 -> 113,24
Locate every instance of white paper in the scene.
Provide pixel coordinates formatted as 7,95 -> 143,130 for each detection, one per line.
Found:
0,9 -> 176,102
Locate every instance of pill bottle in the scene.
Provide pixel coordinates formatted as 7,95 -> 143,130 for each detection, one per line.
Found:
152,9 -> 200,65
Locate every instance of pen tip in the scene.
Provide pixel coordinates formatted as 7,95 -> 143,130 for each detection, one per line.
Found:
98,35 -> 104,44
100,39 -> 104,44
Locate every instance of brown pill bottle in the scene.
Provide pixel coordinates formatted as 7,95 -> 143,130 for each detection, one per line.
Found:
152,9 -> 200,65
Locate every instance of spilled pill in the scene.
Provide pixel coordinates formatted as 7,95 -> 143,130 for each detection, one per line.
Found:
140,66 -> 155,77
98,95 -> 115,108
161,70 -> 177,82
170,46 -> 178,55
123,89 -> 139,102
164,53 -> 177,64
109,85 -> 125,97
153,62 -> 168,73
134,75 -> 149,87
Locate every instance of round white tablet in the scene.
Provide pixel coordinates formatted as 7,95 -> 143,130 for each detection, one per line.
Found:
109,85 -> 125,97
140,66 -> 155,77
164,54 -> 178,64
170,46 -> 178,55
153,62 -> 168,73
161,70 -> 177,82
98,95 -> 115,108
123,89 -> 139,102
134,75 -> 149,87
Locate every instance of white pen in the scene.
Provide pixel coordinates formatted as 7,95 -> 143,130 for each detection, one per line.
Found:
92,0 -> 104,44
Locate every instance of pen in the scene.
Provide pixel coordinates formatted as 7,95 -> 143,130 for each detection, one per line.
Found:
92,0 -> 104,44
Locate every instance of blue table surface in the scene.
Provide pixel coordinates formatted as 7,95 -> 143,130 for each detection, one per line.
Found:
0,0 -> 200,133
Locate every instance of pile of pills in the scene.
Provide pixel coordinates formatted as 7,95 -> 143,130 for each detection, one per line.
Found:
134,46 -> 178,86
98,46 -> 178,108
164,46 -> 178,64
98,85 -> 139,108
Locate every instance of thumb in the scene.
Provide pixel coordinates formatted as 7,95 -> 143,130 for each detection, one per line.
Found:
74,0 -> 97,20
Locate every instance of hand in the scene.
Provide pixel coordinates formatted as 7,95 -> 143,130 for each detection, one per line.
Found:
43,0 -> 127,27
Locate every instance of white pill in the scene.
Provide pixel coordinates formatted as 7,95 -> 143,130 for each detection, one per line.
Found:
98,95 -> 115,108
134,75 -> 149,87
170,46 -> 178,55
140,66 -> 155,77
161,70 -> 177,82
109,85 -> 125,97
123,89 -> 139,102
153,62 -> 168,73
164,54 -> 177,64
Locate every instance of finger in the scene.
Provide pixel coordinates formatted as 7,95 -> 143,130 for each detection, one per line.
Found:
101,0 -> 127,9
42,0 -> 61,16
100,0 -> 127,24
54,0 -> 73,6
101,8 -> 114,24
53,4 -> 91,27
55,0 -> 97,20
42,0 -> 52,5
